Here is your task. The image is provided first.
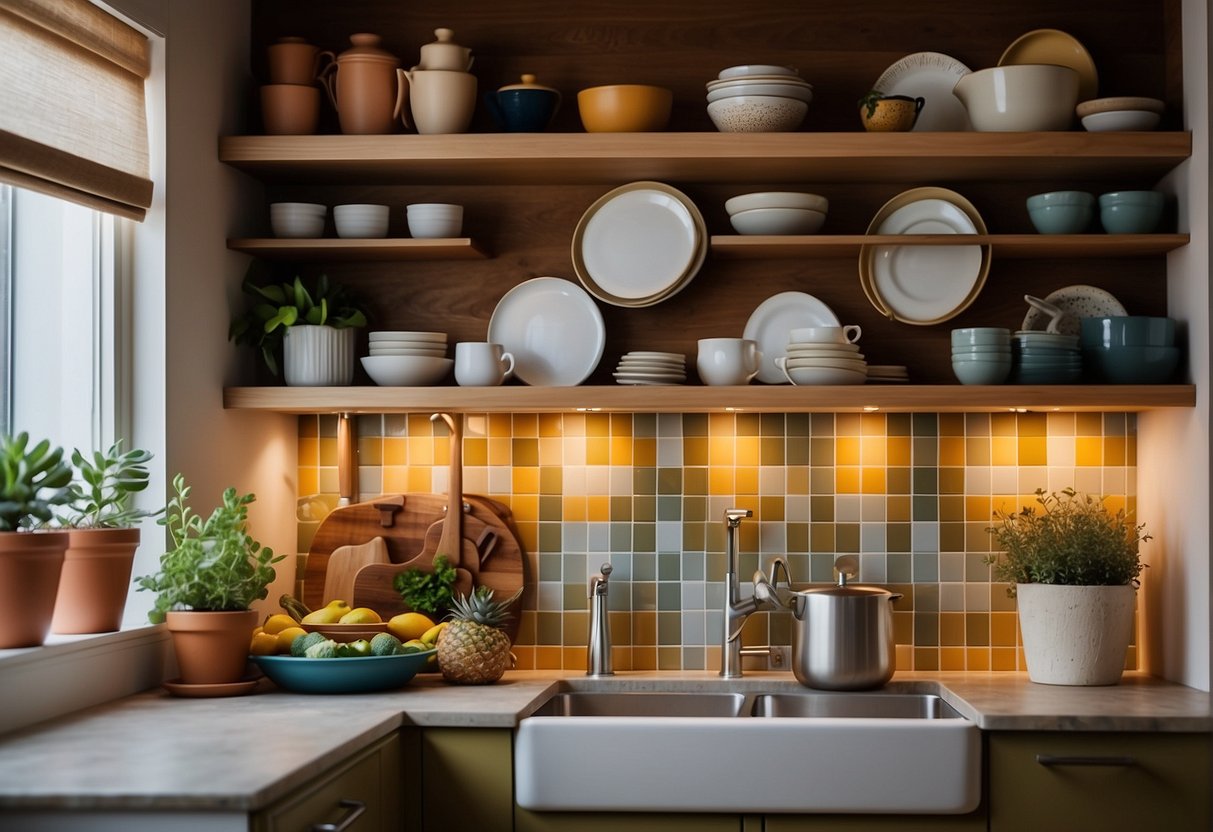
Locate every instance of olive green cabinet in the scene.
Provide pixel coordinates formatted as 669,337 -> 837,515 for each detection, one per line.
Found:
252,731 -> 403,832
514,809 -> 748,832
765,813 -> 985,831
989,732 -> 1211,832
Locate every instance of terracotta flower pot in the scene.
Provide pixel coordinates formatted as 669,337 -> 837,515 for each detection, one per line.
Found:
0,531 -> 69,648
165,609 -> 258,684
51,528 -> 141,634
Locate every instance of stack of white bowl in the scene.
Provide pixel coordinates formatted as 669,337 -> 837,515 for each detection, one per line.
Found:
725,192 -> 828,235
776,339 -> 867,385
1011,331 -> 1082,384
706,65 -> 813,133
951,327 -> 1011,384
612,351 -> 687,385
360,331 -> 453,386
1076,97 -> 1164,132
270,202 -> 326,238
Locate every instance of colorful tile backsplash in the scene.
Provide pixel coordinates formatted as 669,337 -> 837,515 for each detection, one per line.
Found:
296,411 -> 1138,673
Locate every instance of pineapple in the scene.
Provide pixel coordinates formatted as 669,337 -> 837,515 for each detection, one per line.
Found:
437,586 -> 521,685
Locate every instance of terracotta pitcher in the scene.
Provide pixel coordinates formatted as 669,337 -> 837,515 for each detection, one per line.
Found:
320,33 -> 405,135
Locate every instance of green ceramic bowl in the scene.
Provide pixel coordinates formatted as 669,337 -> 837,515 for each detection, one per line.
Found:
251,650 -> 435,694
1027,191 -> 1095,234
1099,191 -> 1164,233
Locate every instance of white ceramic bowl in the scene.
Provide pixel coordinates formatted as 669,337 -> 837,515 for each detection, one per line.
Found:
270,214 -> 325,238
334,204 -> 390,238
707,83 -> 814,104
360,355 -> 453,386
951,65 -> 1079,131
270,201 -> 326,215
729,207 -> 826,235
1080,110 -> 1160,132
725,192 -> 829,214
783,365 -> 867,385
407,203 -> 464,238
718,64 -> 799,80
707,96 -> 808,133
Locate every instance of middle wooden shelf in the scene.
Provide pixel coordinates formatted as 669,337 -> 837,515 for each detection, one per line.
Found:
226,237 -> 489,261
710,234 -> 1190,259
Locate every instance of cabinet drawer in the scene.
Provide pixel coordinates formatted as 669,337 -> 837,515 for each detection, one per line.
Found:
989,732 -> 1211,832
766,812 -> 984,831
514,809 -> 743,832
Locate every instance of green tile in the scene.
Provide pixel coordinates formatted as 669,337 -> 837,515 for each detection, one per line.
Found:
786,437 -> 810,465
657,583 -> 681,611
912,495 -> 938,522
836,523 -> 860,553
966,614 -> 990,646
658,611 -> 682,643
887,467 -> 911,494
760,437 -> 785,466
736,413 -> 760,436
810,468 -> 834,495
964,437 -> 991,466
540,466 -> 563,495
657,495 -> 681,521
512,437 -> 539,466
633,413 -> 657,437
913,553 -> 939,582
769,610 -> 792,644
939,468 -> 965,495
683,466 -> 708,495
682,413 -> 709,436
632,581 -> 657,610
680,551 -> 705,580
809,413 -> 834,436
633,523 -> 656,553
610,496 -> 632,522
810,552 -> 835,582
682,522 -> 706,552
610,522 -> 631,552
657,646 -> 682,670
787,553 -> 810,582
887,551 -> 912,583
787,413 -> 812,436
810,495 -> 834,521
633,552 -> 657,581
911,413 -> 938,436
563,583 -> 585,611
682,647 -> 706,671
705,550 -> 726,582
964,413 -> 991,436
912,468 -> 938,495
887,413 -> 912,436
633,467 -> 657,495
939,522 -> 966,552
658,551 -> 681,581
887,523 -> 911,553
786,522 -> 809,553
914,612 -> 940,646
915,582 -> 940,611
760,413 -> 785,436
912,437 -> 938,465
632,496 -> 656,523
810,522 -> 834,553
809,438 -> 834,466
965,552 -> 992,580
537,611 -> 562,645
657,467 -> 683,495
539,496 -> 563,521
681,496 -> 707,522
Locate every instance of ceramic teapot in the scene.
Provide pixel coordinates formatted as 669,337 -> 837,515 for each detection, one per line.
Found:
319,33 -> 404,134
484,74 -> 561,132
416,28 -> 473,71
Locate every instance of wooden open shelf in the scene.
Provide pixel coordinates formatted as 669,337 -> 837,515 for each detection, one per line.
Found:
223,384 -> 1196,414
217,132 -> 1192,186
226,238 -> 489,261
710,234 -> 1191,259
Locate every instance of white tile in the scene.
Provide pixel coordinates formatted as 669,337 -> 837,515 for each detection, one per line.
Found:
563,437 -> 587,465
965,583 -> 990,611
682,611 -> 706,644
786,494 -> 811,522
860,523 -> 885,554
586,465 -> 610,496
657,436 -> 683,466
657,521 -> 683,552
657,413 -> 682,436
965,466 -> 991,494
1102,467 -> 1127,495
488,466 -> 512,494
610,466 -> 632,495
1018,467 -> 1048,495
537,582 -> 563,610
1047,436 -> 1076,466
681,580 -> 706,609
758,521 -> 786,554
940,582 -> 965,611
991,466 -> 1017,495
357,466 -> 382,498
835,494 -> 861,522
859,552 -> 886,582
759,466 -> 785,495
1073,468 -> 1103,494
939,552 -> 965,582
432,466 -> 448,493
538,436 -> 562,466
463,466 -> 489,494
912,522 -> 939,554
861,495 -> 886,521
563,465 -> 587,497
562,523 -> 588,553
587,522 -> 610,553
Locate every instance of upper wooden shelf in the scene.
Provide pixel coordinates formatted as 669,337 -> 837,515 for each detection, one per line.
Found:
217,132 -> 1192,186
226,238 -> 489,261
223,385 -> 1196,414
710,234 -> 1190,259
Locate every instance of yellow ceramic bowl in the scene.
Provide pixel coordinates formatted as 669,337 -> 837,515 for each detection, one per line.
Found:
577,84 -> 673,132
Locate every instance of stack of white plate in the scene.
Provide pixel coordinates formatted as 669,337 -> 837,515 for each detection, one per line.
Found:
778,341 -> 868,385
367,331 -> 448,357
361,330 -> 453,386
866,365 -> 909,383
613,351 -> 687,386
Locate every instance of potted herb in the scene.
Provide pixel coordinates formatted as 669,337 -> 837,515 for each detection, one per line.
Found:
135,474 -> 283,686
393,554 -> 459,617
229,270 -> 368,386
858,89 -> 925,132
51,442 -> 160,635
0,432 -> 74,648
986,487 -> 1149,686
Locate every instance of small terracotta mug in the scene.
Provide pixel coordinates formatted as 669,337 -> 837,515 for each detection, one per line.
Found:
267,37 -> 333,85
261,84 -> 320,135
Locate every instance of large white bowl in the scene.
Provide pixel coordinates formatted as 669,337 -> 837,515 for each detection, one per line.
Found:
707,96 -> 808,133
726,192 -> 829,215
360,355 -> 453,386
729,207 -> 826,235
707,83 -> 813,104
1080,110 -> 1160,132
783,365 -> 867,385
951,65 -> 1079,131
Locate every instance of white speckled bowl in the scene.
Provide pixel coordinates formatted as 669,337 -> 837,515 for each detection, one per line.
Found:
707,95 -> 808,133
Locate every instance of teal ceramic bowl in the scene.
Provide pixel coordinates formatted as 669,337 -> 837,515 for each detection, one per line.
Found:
1080,316 -> 1176,348
1099,191 -> 1164,233
951,327 -> 1010,347
1027,191 -> 1095,234
1082,344 -> 1180,383
251,650 -> 435,694
952,358 -> 1011,384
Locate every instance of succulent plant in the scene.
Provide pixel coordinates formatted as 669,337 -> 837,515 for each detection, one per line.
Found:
0,433 -> 74,531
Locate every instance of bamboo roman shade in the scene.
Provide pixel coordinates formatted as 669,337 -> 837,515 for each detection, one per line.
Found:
0,0 -> 152,220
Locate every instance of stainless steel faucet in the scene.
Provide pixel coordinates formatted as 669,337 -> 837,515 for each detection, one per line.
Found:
587,562 -> 614,677
720,509 -> 795,677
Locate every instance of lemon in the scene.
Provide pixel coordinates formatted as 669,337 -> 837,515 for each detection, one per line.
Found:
338,607 -> 382,625
302,606 -> 346,625
420,621 -> 448,646
263,613 -> 299,635
276,626 -> 307,653
249,631 -> 279,655
388,611 -> 435,642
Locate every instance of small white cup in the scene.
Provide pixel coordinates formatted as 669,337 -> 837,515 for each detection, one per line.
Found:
269,202 -> 326,238
789,325 -> 862,344
407,203 -> 464,238
454,342 -> 515,387
334,203 -> 390,238
697,338 -> 762,386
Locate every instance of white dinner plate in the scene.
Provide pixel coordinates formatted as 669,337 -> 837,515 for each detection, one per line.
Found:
573,182 -> 706,307
743,292 -> 840,384
487,277 -> 605,386
368,331 -> 447,342
873,51 -> 972,131
625,351 -> 686,361
1020,285 -> 1127,335
614,377 -> 686,386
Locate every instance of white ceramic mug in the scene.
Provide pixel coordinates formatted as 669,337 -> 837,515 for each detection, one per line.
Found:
697,338 -> 762,386
455,342 -> 515,386
789,325 -> 862,344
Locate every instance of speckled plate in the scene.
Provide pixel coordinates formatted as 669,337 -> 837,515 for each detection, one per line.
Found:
873,52 -> 972,131
1021,285 -> 1127,336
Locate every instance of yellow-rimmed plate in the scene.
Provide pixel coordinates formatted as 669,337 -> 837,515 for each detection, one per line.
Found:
859,187 -> 991,326
999,29 -> 1098,102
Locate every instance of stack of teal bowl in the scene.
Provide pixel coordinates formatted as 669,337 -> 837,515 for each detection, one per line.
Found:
951,327 -> 1011,384
1081,316 -> 1179,383
1011,331 -> 1082,384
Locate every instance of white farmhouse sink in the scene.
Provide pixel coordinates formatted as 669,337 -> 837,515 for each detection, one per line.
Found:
514,690 -> 980,814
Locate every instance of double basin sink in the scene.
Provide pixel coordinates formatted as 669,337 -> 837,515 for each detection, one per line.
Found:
514,688 -> 981,815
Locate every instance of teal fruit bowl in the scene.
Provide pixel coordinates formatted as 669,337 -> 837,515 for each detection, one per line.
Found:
1099,191 -> 1164,233
251,650 -> 435,694
1027,191 -> 1095,234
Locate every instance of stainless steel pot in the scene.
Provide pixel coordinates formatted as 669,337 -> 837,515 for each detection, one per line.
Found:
789,556 -> 902,690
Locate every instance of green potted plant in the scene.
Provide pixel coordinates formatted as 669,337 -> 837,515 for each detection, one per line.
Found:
0,432 -> 74,648
229,269 -> 368,386
135,473 -> 283,687
51,442 -> 160,635
987,487 -> 1149,686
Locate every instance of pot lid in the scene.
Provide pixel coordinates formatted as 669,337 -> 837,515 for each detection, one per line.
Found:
337,33 -> 399,64
793,584 -> 897,599
498,74 -> 558,93
420,28 -> 470,59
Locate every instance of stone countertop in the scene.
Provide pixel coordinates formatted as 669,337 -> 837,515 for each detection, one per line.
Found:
0,670 -> 1207,812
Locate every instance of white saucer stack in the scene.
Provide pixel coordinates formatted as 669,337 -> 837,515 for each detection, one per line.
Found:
367,331 -> 448,357
613,351 -> 687,385
866,365 -> 909,383
779,340 -> 868,385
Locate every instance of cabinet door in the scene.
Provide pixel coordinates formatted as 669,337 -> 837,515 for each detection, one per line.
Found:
514,808 -> 743,832
421,728 -> 514,832
766,812 -> 985,831
255,732 -> 400,832
989,732 -> 1211,832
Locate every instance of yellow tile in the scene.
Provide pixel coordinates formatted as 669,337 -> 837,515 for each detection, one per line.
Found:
1018,436 -> 1047,466
991,437 -> 1017,466
939,437 -> 965,467
886,436 -> 911,466
488,437 -> 512,466
634,612 -> 657,645
356,437 -> 382,466
406,414 -> 431,436
586,437 -> 610,465
486,413 -> 511,438
461,437 -> 487,466
895,644 -> 913,671
383,437 -> 407,466
563,647 -> 587,671
836,436 -> 860,465
297,467 -> 319,495
940,647 -> 966,671
990,413 -> 1017,436
735,436 -> 760,466
860,436 -> 886,465
939,414 -> 966,436
965,437 -> 991,466
298,416 -> 319,438
709,435 -> 735,465
610,436 -> 633,465
298,437 -> 319,465
585,413 -> 610,438
860,412 -> 886,436
407,437 -> 434,465
759,496 -> 785,521
991,647 -> 1018,671
835,413 -> 862,435
940,612 -> 965,646
407,468 -> 432,492
966,648 -> 991,671
535,646 -> 563,670
538,413 -> 563,437
587,496 -> 610,521
1104,436 -> 1127,466
511,495 -> 539,523
634,437 -> 657,466
610,646 -> 632,672
516,521 -> 538,554
382,467 -> 408,492
683,437 -> 709,466
539,466 -> 562,495
318,467 -> 338,494
561,413 -> 585,437
938,467 -> 965,494
318,437 -> 338,466
992,495 -> 1022,518
708,412 -> 735,436
861,467 -> 886,494
835,467 -> 861,494
991,612 -> 1018,647
633,647 -> 657,670
610,413 -> 632,437
787,467 -> 809,494
511,646 -> 536,670
709,466 -> 735,495
563,497 -> 587,522
512,467 -> 539,494
1126,435 -> 1137,465
735,467 -> 759,495
966,496 -> 992,521
1102,494 -> 1127,515
912,647 -> 940,671
1076,436 -> 1103,466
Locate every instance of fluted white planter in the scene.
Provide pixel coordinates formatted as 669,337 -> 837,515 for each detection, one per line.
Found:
1016,583 -> 1136,686
283,325 -> 355,386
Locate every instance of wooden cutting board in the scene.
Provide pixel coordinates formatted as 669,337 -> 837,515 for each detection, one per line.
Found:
321,536 -> 389,607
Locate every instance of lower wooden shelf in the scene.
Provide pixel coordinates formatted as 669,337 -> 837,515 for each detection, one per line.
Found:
222,384 -> 1196,414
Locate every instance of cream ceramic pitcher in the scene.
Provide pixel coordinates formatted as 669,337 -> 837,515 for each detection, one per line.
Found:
396,68 -> 478,134
320,33 -> 405,135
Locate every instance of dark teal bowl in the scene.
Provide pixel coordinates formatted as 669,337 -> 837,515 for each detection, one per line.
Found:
1099,191 -> 1164,233
251,650 -> 435,694
1082,344 -> 1180,383
1080,316 -> 1176,348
